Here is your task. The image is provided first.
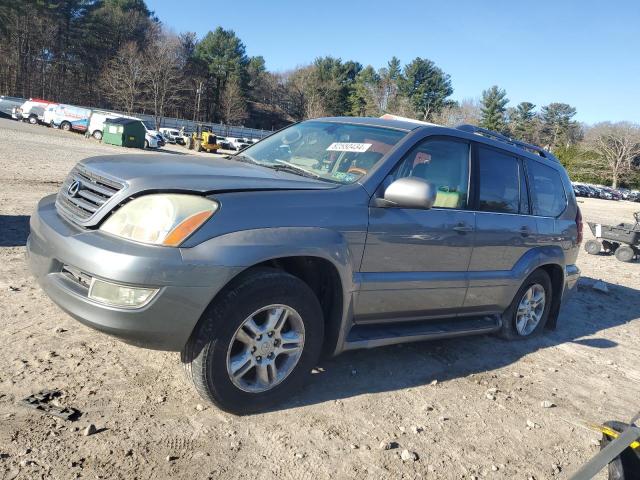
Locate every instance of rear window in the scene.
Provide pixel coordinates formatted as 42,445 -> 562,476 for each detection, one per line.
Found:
477,146 -> 522,214
526,160 -> 567,217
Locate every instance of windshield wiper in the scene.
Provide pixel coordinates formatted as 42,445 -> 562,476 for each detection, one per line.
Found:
228,154 -> 259,164
268,160 -> 324,180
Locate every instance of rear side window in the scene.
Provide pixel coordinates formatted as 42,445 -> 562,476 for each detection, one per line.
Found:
393,138 -> 470,209
477,147 -> 521,214
527,160 -> 567,217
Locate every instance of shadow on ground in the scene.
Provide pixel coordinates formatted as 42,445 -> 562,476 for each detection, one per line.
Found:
269,276 -> 639,412
0,215 -> 30,247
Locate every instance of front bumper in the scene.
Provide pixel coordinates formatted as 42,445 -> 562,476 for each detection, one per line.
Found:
27,195 -> 243,350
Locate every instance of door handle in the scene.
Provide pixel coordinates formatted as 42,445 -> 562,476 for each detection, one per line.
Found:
453,223 -> 473,233
519,226 -> 531,237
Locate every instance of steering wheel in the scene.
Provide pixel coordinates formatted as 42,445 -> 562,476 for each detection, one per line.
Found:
347,167 -> 368,176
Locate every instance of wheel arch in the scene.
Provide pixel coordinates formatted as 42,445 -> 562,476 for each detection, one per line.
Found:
509,246 -> 566,330
181,227 -> 357,356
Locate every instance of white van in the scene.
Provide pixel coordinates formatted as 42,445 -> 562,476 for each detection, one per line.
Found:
44,104 -> 92,132
15,99 -> 56,124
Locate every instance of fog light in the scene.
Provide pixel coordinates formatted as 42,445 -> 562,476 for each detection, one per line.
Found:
88,278 -> 158,308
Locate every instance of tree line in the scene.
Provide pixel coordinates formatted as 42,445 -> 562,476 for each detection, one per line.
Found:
1,0 -> 638,187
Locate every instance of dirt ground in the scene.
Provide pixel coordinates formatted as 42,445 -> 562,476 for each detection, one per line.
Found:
1,117 -> 639,480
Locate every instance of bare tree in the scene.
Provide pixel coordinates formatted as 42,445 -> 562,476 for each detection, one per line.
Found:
221,76 -> 248,125
99,42 -> 145,114
432,98 -> 482,126
586,122 -> 640,188
143,31 -> 185,128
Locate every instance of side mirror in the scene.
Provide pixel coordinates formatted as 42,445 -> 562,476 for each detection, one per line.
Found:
383,177 -> 437,210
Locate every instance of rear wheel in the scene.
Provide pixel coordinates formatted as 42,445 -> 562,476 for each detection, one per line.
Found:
615,245 -> 635,263
498,269 -> 552,340
28,115 -> 37,125
584,239 -> 602,255
60,121 -> 71,131
181,268 -> 323,414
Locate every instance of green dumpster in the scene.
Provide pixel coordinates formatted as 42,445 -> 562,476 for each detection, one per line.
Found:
102,117 -> 146,149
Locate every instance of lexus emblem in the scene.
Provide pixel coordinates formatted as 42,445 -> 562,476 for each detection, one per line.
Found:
67,180 -> 82,197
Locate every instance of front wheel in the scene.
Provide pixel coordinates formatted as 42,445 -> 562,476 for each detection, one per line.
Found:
60,121 -> 71,131
144,139 -> 149,149
181,268 -> 324,414
93,130 -> 102,140
498,269 -> 552,340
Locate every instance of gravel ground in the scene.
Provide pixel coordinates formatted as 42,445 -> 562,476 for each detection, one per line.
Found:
1,117 -> 639,480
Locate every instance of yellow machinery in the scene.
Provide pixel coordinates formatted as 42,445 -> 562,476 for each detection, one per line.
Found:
189,125 -> 219,153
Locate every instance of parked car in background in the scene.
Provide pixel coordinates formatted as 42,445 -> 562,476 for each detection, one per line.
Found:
14,98 -> 56,124
0,95 -> 27,118
159,128 -> 185,145
215,136 -> 233,150
28,117 -> 581,413
227,136 -> 251,151
142,122 -> 162,148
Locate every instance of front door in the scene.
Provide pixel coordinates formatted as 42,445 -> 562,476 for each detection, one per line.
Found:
357,137 -> 474,323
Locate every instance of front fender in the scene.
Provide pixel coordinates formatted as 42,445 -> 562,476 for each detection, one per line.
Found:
180,227 -> 356,294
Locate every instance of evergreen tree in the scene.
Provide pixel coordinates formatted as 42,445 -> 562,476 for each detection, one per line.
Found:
509,101 -> 537,143
398,57 -> 453,121
194,27 -> 249,122
540,103 -> 580,149
479,85 -> 509,133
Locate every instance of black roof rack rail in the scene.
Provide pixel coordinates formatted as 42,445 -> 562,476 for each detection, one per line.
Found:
456,124 -> 558,162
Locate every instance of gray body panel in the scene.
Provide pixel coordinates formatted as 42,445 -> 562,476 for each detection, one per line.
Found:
27,117 -> 581,353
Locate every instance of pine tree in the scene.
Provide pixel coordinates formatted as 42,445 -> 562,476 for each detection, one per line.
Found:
509,101 -> 537,143
479,85 -> 509,133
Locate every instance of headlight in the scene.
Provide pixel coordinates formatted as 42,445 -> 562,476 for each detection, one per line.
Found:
100,194 -> 218,246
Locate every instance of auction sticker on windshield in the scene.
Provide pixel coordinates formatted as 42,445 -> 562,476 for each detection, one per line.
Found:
326,142 -> 372,153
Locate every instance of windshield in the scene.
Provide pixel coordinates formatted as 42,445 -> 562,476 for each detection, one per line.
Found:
237,121 -> 407,184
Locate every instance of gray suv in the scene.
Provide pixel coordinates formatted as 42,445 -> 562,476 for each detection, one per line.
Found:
27,117 -> 582,414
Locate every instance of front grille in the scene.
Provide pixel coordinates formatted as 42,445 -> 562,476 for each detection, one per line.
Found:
56,165 -> 124,224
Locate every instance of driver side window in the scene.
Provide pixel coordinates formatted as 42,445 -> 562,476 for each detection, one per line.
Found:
393,138 -> 470,209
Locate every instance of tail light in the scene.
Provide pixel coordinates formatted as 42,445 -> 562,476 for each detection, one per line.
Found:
576,206 -> 583,244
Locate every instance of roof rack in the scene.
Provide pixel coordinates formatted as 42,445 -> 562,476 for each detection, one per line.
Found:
456,124 -> 558,162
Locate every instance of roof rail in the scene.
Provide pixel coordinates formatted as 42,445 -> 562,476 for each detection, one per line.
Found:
456,124 -> 558,161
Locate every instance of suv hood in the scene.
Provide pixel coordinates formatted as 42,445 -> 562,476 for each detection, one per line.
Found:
63,155 -> 337,228
80,154 -> 336,194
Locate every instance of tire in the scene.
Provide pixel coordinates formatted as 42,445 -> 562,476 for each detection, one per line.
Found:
615,245 -> 635,263
60,121 -> 71,131
584,239 -> 602,255
28,115 -> 37,125
181,268 -> 324,414
144,140 -> 149,149
498,269 -> 552,340
195,140 -> 203,152
93,130 -> 102,140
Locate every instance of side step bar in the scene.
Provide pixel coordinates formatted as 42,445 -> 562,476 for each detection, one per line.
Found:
343,315 -> 502,351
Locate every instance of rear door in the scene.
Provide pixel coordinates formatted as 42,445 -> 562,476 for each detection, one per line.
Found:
357,137 -> 475,323
465,144 -> 537,313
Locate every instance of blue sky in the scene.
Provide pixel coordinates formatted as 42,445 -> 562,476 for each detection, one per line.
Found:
148,0 -> 640,124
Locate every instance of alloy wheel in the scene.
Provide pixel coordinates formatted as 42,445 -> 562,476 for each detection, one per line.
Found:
515,284 -> 546,336
226,304 -> 305,393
